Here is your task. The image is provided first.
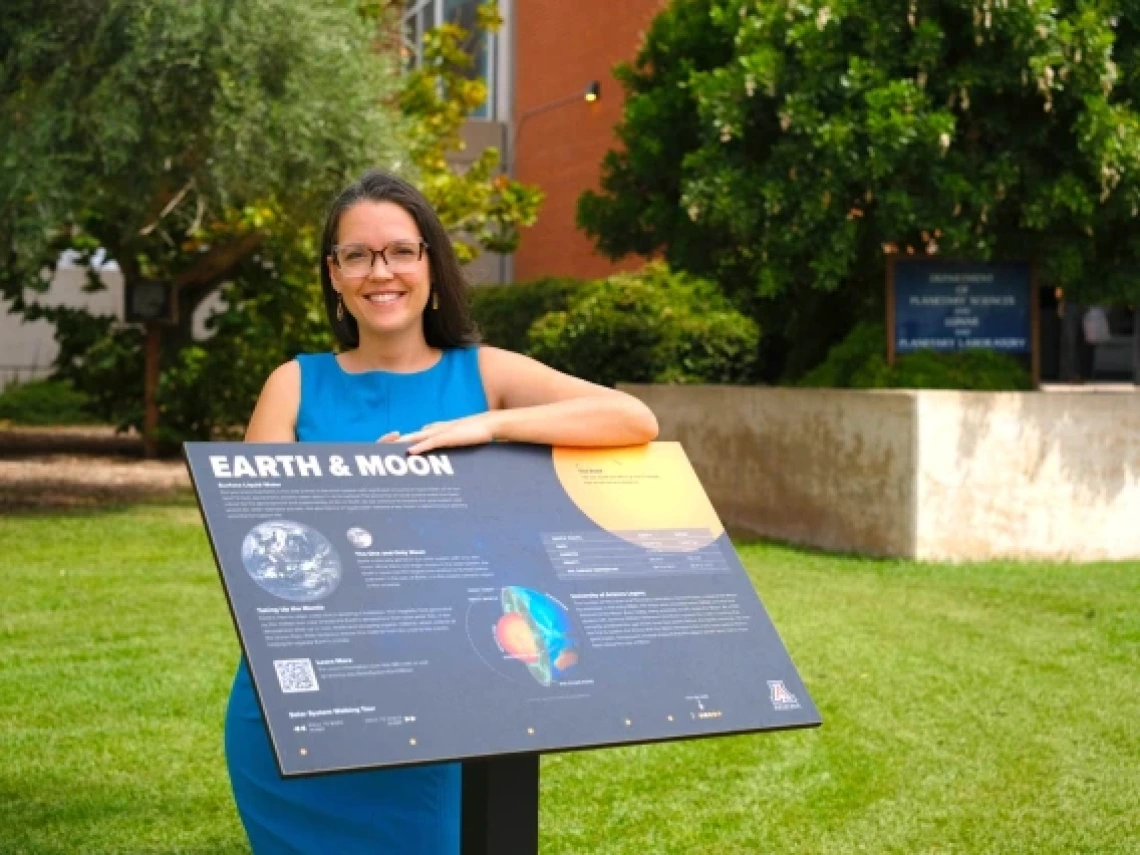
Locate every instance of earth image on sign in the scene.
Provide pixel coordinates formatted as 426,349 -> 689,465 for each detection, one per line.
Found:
241,520 -> 342,602
494,586 -> 580,686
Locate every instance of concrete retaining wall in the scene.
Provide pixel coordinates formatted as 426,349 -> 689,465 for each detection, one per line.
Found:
622,385 -> 1140,561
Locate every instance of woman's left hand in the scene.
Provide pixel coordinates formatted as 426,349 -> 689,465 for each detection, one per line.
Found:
381,413 -> 500,455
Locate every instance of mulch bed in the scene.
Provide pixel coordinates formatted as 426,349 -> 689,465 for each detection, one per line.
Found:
0,426 -> 192,511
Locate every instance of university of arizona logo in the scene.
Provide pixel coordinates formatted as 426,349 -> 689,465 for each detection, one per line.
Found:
768,680 -> 801,711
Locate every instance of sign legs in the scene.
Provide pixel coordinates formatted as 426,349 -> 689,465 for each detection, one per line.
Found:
461,755 -> 539,855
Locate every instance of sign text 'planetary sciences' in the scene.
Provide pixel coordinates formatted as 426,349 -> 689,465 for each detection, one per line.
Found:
891,259 -> 1033,354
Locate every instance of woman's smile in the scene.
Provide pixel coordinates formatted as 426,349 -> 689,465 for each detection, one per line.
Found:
361,289 -> 409,306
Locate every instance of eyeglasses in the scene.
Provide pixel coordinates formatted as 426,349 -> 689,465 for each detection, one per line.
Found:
331,241 -> 428,276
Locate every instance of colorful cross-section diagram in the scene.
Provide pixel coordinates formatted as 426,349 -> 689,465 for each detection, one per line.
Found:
493,586 -> 580,686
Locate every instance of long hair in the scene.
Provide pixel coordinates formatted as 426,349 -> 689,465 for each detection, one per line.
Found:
319,170 -> 480,349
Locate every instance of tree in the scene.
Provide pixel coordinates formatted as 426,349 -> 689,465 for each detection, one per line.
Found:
579,0 -> 1140,379
3,0 -> 541,448
2,0 -> 406,451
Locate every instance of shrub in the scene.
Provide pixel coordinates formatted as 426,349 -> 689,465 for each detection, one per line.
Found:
0,379 -> 99,425
527,264 -> 760,387
469,277 -> 581,353
882,349 -> 1034,391
798,322 -> 1033,390
794,322 -> 885,389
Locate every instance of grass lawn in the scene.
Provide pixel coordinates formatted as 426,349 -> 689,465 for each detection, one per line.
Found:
1,503 -> 1137,854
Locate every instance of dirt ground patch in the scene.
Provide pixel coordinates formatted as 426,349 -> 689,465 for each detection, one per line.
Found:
0,426 -> 191,511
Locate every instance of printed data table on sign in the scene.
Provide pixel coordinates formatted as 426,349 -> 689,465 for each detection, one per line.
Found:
542,529 -> 730,580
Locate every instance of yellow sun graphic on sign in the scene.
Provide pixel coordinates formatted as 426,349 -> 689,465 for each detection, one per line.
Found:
552,443 -> 724,551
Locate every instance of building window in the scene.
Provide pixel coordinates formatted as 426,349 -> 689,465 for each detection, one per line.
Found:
402,0 -> 500,120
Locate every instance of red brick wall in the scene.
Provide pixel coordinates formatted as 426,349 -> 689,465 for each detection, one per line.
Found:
512,0 -> 664,282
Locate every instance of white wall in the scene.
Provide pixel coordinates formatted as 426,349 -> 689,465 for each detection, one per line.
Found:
1,256 -> 224,386
915,391 -> 1140,561
621,385 -> 919,557
0,258 -> 124,385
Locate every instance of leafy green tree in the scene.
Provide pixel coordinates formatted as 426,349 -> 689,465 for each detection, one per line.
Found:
2,0 -> 407,449
579,0 -> 1140,379
2,0 -> 540,446
3,0 -> 404,323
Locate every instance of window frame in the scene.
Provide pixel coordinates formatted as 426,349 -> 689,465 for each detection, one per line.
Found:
402,0 -> 509,122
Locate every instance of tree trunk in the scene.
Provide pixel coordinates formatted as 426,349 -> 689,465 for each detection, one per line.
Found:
143,323 -> 161,458
169,230 -> 265,348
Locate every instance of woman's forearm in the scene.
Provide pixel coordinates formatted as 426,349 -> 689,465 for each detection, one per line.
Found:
487,395 -> 658,447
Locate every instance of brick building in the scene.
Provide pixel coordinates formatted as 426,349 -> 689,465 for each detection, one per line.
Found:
404,0 -> 664,283
510,0 -> 664,281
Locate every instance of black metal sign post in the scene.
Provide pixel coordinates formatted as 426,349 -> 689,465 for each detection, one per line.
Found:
461,755 -> 540,855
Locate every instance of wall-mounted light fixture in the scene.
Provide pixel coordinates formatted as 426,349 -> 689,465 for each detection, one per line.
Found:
506,80 -> 604,177
497,80 -> 603,283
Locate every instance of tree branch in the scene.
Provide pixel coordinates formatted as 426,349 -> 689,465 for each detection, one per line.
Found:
173,230 -> 264,291
139,179 -> 194,236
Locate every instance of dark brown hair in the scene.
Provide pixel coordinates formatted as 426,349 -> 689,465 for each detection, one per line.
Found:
319,170 -> 480,349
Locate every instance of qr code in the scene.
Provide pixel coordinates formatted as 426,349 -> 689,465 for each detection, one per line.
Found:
273,658 -> 319,693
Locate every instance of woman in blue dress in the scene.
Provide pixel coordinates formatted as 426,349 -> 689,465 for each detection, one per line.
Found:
228,170 -> 659,854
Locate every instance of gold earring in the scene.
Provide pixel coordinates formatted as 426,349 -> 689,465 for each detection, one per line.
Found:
336,294 -> 345,322
432,290 -> 439,311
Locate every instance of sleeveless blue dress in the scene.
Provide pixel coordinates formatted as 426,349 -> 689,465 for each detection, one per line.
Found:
226,347 -> 489,855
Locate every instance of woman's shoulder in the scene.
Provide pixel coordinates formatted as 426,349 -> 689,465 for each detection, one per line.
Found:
290,352 -> 343,382
261,360 -> 302,395
247,360 -> 302,440
475,344 -> 537,373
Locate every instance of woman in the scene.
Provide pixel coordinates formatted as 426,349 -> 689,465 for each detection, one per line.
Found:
227,170 -> 658,854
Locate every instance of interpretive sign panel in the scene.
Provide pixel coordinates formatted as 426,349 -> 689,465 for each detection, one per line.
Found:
888,259 -> 1036,360
185,441 -> 820,777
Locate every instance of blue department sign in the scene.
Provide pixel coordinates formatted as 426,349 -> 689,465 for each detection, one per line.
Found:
888,259 -> 1038,362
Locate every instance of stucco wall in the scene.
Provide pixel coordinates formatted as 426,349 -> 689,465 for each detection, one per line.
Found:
622,385 -> 919,557
456,120 -> 507,286
622,385 -> 1140,561
914,391 -> 1140,561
